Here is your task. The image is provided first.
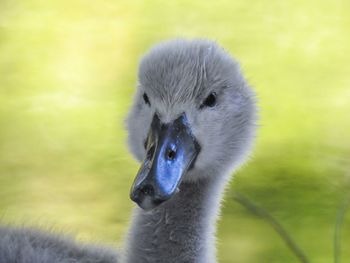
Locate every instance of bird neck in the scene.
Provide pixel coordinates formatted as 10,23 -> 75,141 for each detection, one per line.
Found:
124,173 -> 228,263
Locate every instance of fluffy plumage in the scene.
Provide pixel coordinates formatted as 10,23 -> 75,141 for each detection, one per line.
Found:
125,39 -> 257,262
0,226 -> 118,263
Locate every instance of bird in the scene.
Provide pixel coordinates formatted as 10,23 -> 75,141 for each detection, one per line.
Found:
0,39 -> 257,263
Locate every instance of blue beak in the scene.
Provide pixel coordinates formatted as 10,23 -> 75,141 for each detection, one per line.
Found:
130,113 -> 200,211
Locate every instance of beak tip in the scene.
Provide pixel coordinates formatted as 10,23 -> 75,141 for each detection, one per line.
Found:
130,184 -> 168,211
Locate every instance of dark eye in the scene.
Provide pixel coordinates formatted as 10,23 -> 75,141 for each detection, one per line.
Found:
143,93 -> 151,106
200,92 -> 217,108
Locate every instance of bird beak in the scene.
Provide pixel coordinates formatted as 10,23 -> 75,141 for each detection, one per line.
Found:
130,113 -> 201,211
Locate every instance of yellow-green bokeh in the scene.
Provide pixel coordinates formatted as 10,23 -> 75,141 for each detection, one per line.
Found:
0,1 -> 349,262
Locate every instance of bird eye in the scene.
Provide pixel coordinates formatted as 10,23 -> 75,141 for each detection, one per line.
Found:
143,93 -> 151,106
200,92 -> 217,108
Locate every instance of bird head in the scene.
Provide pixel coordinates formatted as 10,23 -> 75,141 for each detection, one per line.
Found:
127,39 -> 257,211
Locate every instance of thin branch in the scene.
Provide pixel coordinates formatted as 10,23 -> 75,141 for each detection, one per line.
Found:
232,192 -> 310,263
334,191 -> 350,263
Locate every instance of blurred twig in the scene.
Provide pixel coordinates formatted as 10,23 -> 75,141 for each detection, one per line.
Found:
334,186 -> 350,263
232,192 -> 310,263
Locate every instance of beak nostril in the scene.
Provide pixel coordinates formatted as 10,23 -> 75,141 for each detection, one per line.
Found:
166,149 -> 176,160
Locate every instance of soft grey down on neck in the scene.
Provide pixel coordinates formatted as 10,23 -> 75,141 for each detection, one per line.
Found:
124,174 -> 226,263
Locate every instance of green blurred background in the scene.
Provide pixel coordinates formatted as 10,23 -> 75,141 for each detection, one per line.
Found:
0,0 -> 349,262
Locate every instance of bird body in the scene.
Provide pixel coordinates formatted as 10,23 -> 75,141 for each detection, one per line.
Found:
0,39 -> 257,263
0,226 -> 118,263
